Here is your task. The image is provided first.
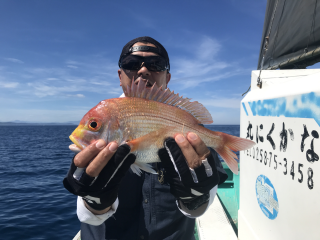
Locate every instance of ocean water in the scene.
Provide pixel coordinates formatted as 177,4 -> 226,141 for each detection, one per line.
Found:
0,125 -> 240,240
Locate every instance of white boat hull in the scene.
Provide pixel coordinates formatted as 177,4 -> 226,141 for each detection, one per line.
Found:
239,69 -> 320,240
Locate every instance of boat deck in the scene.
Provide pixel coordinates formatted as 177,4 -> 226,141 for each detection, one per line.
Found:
196,195 -> 237,240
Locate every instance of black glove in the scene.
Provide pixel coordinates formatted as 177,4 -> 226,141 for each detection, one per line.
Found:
63,144 -> 136,210
158,138 -> 220,210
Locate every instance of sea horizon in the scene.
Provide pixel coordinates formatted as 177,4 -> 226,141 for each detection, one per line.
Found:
0,121 -> 240,126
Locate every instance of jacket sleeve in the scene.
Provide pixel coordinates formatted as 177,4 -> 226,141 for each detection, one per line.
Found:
77,196 -> 119,226
177,147 -> 228,218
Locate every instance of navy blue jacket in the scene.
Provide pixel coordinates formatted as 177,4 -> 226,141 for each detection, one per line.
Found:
81,149 -> 227,240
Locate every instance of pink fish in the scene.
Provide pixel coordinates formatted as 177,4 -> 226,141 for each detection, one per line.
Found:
70,80 -> 255,175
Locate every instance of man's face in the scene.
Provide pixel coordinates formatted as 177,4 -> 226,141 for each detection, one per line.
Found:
118,42 -> 171,93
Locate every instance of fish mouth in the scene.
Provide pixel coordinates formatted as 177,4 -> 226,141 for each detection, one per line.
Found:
69,135 -> 84,150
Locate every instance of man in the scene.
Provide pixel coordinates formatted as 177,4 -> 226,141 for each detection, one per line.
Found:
64,36 -> 228,240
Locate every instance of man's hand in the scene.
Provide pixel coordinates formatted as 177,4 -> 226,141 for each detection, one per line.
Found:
63,140 -> 135,213
158,132 -> 220,210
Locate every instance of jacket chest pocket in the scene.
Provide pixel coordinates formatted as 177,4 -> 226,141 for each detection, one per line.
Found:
154,179 -> 178,212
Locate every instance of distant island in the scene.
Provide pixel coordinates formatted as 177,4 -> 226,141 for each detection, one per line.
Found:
0,120 -> 79,125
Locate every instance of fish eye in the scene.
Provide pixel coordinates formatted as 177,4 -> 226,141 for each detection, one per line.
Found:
88,119 -> 101,131
90,121 -> 97,128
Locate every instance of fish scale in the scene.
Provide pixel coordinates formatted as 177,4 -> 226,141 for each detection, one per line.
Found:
116,106 -> 197,163
117,99 -> 196,126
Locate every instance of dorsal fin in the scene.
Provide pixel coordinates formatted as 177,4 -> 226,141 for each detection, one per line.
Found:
124,79 -> 213,124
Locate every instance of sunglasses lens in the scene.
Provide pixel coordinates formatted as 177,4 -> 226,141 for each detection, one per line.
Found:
147,57 -> 167,71
121,56 -> 167,71
121,56 -> 141,70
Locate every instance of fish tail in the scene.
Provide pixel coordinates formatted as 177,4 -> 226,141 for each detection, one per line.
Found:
204,130 -> 255,175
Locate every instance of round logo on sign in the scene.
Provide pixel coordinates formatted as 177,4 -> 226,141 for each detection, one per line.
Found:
255,175 -> 279,220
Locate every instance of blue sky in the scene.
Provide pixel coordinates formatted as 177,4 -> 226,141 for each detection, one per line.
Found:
0,0 -> 269,124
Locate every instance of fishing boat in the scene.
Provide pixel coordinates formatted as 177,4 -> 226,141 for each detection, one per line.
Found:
74,1 -> 320,239
197,0 -> 320,239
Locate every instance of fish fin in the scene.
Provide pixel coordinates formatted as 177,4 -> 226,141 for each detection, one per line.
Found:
127,127 -> 174,152
130,163 -> 142,176
135,162 -> 157,174
125,79 -> 213,124
212,132 -> 255,175
130,162 -> 157,176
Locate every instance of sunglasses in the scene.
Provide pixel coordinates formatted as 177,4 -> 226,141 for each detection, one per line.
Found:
119,55 -> 169,72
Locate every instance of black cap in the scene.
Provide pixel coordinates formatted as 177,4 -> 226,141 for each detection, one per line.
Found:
118,36 -> 170,71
